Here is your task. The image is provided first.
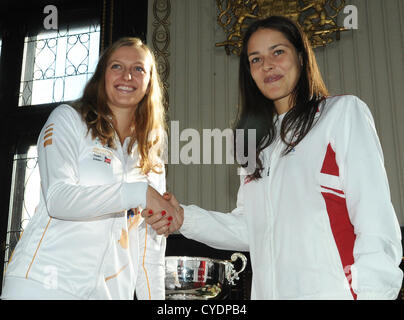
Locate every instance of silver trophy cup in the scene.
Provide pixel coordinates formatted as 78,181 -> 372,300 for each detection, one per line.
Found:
165,252 -> 247,300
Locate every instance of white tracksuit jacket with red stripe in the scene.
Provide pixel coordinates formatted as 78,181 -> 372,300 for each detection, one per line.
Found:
180,95 -> 403,300
2,105 -> 166,300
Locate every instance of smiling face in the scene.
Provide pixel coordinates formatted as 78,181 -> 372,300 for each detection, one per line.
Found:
247,28 -> 302,114
104,45 -> 151,114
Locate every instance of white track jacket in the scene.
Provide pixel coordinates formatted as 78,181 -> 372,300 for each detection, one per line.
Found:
2,105 -> 166,300
180,95 -> 403,300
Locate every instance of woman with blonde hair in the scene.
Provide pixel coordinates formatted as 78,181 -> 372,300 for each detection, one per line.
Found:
1,37 -> 179,300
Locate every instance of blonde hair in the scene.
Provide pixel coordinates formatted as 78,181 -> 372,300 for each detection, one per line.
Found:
74,37 -> 166,175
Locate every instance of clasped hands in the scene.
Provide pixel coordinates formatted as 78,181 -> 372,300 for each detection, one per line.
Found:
140,186 -> 184,236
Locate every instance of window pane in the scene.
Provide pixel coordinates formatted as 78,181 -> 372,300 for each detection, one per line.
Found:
18,23 -> 100,106
4,146 -> 39,275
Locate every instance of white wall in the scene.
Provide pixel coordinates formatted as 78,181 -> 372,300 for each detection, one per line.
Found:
148,0 -> 404,225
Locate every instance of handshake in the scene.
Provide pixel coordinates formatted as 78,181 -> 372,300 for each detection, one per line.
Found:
140,186 -> 184,236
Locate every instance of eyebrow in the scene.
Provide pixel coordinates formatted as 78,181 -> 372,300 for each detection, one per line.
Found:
248,43 -> 288,57
108,59 -> 145,65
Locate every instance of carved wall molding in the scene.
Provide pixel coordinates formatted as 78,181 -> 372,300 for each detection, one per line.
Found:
151,0 -> 171,109
216,0 -> 347,55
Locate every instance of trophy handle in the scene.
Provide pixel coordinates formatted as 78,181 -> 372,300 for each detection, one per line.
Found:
227,252 -> 247,285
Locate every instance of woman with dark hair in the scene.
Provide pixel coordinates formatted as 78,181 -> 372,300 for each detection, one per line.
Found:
2,37 -> 180,300
236,15 -> 329,178
146,16 -> 403,300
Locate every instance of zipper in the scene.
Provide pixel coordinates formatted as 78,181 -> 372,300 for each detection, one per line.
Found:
265,136 -> 283,299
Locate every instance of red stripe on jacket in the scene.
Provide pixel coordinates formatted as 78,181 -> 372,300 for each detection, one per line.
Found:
321,143 -> 357,299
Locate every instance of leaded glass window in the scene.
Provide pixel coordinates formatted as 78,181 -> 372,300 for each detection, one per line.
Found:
4,146 -> 39,268
18,23 -> 100,106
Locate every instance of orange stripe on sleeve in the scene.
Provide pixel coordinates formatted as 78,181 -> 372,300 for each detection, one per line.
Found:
44,132 -> 53,140
44,127 -> 54,135
44,139 -> 53,147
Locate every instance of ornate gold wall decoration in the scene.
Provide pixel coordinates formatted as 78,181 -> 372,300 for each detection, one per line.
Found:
151,0 -> 171,109
216,0 -> 347,55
